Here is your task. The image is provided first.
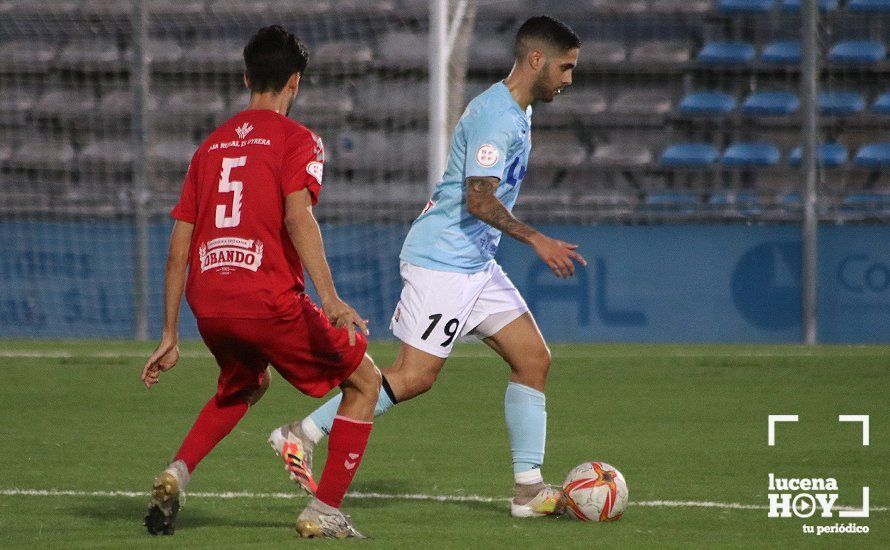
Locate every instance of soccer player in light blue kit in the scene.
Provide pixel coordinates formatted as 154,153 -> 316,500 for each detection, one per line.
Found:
269,16 -> 585,517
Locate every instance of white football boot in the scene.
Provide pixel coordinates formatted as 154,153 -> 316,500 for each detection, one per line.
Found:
510,482 -> 564,518
268,423 -> 318,494
295,498 -> 366,539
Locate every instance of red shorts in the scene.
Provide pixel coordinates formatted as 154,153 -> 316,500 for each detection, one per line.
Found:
196,294 -> 367,401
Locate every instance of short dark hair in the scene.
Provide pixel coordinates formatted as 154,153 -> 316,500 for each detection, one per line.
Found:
514,15 -> 581,59
243,25 -> 309,93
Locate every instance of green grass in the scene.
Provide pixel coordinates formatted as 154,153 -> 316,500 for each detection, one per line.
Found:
0,341 -> 887,548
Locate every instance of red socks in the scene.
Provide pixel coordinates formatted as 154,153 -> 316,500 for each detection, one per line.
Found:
315,416 -> 373,508
173,396 -> 249,473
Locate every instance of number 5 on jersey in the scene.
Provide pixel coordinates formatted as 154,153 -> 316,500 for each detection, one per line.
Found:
216,156 -> 247,228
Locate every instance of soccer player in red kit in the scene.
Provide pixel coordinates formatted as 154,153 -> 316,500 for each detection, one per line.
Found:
140,26 -> 380,539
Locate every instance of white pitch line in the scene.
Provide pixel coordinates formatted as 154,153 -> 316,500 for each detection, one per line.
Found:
0,489 -> 885,512
2,349 -> 885,361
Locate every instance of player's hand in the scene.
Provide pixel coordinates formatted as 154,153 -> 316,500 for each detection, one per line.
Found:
323,297 -> 369,346
530,234 -> 587,279
141,335 -> 180,389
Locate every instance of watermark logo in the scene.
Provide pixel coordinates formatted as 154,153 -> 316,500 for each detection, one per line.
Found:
767,415 -> 870,536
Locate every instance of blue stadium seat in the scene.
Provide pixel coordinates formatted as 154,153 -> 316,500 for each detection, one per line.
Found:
644,193 -> 699,213
678,91 -> 737,116
780,0 -> 839,11
853,143 -> 890,168
841,194 -> 890,214
660,143 -> 719,167
828,40 -> 886,64
708,192 -> 761,214
722,142 -> 781,166
788,143 -> 849,167
761,41 -> 801,64
818,91 -> 866,116
847,0 -> 890,12
717,0 -> 775,14
871,92 -> 890,114
741,91 -> 800,116
697,42 -> 756,65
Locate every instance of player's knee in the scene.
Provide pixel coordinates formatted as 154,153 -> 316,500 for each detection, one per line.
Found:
245,370 -> 271,406
346,354 -> 381,400
510,344 -> 551,387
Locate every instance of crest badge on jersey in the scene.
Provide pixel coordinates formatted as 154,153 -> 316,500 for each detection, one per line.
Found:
235,122 -> 254,140
475,144 -> 499,168
306,161 -> 323,185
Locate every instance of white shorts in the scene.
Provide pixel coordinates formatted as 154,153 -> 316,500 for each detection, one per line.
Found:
390,261 -> 529,358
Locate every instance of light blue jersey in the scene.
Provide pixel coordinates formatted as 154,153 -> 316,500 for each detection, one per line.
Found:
400,81 -> 532,273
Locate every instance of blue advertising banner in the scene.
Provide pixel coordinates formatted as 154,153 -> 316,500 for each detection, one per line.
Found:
1,221 -> 887,343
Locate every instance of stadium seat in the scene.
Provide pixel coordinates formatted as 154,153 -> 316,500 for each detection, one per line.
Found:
354,80 -> 426,122
660,143 -> 719,167
0,88 -> 35,124
741,91 -> 800,116
206,1 -> 269,19
147,0 -> 206,18
80,140 -> 135,170
542,0 -> 648,16
468,34 -> 514,71
697,42 -> 756,65
150,138 -> 198,168
644,193 -> 699,213
828,40 -> 886,64
788,143 -> 849,167
591,144 -> 653,166
708,192 -> 761,215
722,142 -> 781,166
146,40 -> 184,71
586,41 -> 626,64
99,90 -> 159,118
377,32 -> 428,70
761,41 -> 801,64
9,0 -> 79,16
630,41 -> 691,64
162,90 -> 226,118
531,133 -> 588,167
872,92 -> 890,114
33,90 -> 96,120
314,41 -> 374,70
717,0 -> 775,15
11,140 -> 75,172
56,41 -> 123,72
82,0 -> 135,17
611,91 -> 673,116
853,143 -> 890,168
818,91 -> 866,116
541,88 -> 608,118
179,40 -> 244,71
847,0 -> 890,12
0,41 -> 56,72
650,0 -> 712,13
294,87 -> 354,125
841,193 -> 890,212
780,0 -> 839,10
678,91 -> 737,116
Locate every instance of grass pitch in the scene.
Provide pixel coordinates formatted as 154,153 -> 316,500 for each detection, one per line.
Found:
0,341 -> 886,548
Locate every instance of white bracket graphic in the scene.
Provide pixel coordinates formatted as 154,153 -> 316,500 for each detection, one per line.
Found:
838,415 -> 870,446
838,487 -> 870,518
768,415 -> 799,446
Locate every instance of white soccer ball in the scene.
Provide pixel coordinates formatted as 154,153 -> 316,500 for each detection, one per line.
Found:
562,461 -> 628,522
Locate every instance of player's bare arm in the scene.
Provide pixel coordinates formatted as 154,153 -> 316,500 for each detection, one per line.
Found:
141,220 -> 193,389
285,188 -> 369,345
465,176 -> 586,278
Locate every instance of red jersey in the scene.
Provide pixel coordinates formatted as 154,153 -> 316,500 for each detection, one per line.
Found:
171,109 -> 324,319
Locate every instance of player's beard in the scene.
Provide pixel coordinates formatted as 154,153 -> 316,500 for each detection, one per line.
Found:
531,67 -> 558,104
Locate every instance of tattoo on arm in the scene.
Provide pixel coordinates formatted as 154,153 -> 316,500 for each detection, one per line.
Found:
465,176 -> 538,244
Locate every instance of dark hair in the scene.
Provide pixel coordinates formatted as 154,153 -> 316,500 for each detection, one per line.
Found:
243,25 -> 309,93
514,15 -> 581,59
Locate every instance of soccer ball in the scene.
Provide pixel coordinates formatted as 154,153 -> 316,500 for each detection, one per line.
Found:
562,461 -> 628,522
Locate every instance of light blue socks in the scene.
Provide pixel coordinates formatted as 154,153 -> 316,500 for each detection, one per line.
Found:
302,380 -> 396,443
504,381 -> 546,484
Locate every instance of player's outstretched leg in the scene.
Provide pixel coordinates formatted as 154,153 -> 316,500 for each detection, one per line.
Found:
295,354 -> 380,539
272,343 -> 445,494
483,312 -> 563,518
144,370 -> 265,535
